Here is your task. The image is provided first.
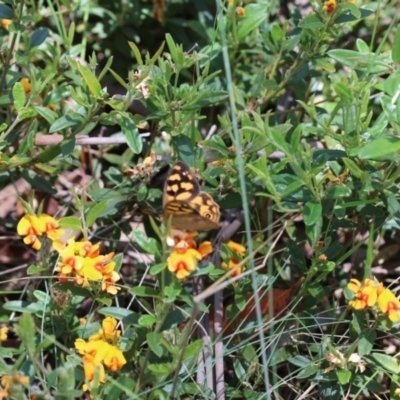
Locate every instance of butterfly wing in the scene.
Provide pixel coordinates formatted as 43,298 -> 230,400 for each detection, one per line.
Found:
163,161 -> 220,230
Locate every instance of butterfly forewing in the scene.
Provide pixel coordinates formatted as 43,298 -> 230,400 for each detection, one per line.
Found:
162,161 -> 220,231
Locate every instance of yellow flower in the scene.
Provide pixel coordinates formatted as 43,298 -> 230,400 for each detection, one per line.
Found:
80,253 -> 116,283
377,288 -> 400,322
74,240 -> 101,258
323,0 -> 336,14
221,240 -> 246,277
82,357 -> 105,391
39,214 -> 64,241
1,19 -> 11,29
17,215 -> 43,250
103,345 -> 127,371
0,372 -> 29,399
0,326 -> 8,341
75,339 -> 110,365
102,271 -> 121,294
56,241 -> 85,276
168,240 -> 202,279
90,317 -> 121,342
17,214 -> 64,250
347,278 -> 378,310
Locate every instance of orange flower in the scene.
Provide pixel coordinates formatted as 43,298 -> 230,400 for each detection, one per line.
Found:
236,6 -> 245,16
347,278 -> 378,310
377,288 -> 400,322
19,78 -> 31,94
323,0 -> 336,14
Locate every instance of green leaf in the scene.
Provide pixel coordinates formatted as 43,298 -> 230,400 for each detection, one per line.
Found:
393,27 -> 400,63
139,315 -> 156,328
132,230 -> 159,255
303,200 -> 322,226
32,290 -> 51,304
59,216 -> 81,231
150,263 -> 167,275
34,106 -> 58,124
120,112 -> 142,154
130,286 -> 160,298
298,14 -> 324,28
21,170 -> 56,194
2,301 -> 44,314
128,41 -> 143,65
15,314 -> 36,355
358,136 -> 400,160
288,355 -> 312,367
147,332 -> 164,357
49,113 -> 84,133
29,28 -> 49,49
371,353 -> 399,374
181,90 -> 228,110
77,62 -> 102,97
237,4 -> 268,40
337,370 -> 351,385
342,157 -> 362,178
183,339 -> 204,361
18,107 -> 37,121
166,33 -> 183,68
86,199 -> 108,228
0,4 -> 14,18
27,264 -> 48,275
12,81 -> 26,112
358,330 -> 376,356
98,307 -> 138,321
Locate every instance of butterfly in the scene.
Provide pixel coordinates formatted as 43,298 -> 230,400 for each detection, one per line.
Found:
162,161 -> 220,231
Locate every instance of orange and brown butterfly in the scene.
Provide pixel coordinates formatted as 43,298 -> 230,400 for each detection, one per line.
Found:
162,161 -> 220,231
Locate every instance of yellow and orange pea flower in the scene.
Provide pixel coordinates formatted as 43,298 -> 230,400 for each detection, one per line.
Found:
347,278 -> 379,310
221,240 -> 246,278
53,238 -> 120,292
236,6 -> 245,16
348,278 -> 400,322
0,372 -> 29,399
166,228 -> 213,279
323,0 -> 336,14
1,19 -> 11,29
19,78 -> 31,94
377,288 -> 400,322
75,317 -> 126,392
89,317 -> 121,342
17,214 -> 64,250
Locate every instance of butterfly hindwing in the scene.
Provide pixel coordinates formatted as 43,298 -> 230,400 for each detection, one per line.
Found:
162,161 -> 220,230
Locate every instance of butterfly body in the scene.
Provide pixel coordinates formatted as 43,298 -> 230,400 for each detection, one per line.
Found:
162,161 -> 220,231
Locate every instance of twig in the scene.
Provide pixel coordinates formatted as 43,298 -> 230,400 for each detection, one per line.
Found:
34,133 -> 150,146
